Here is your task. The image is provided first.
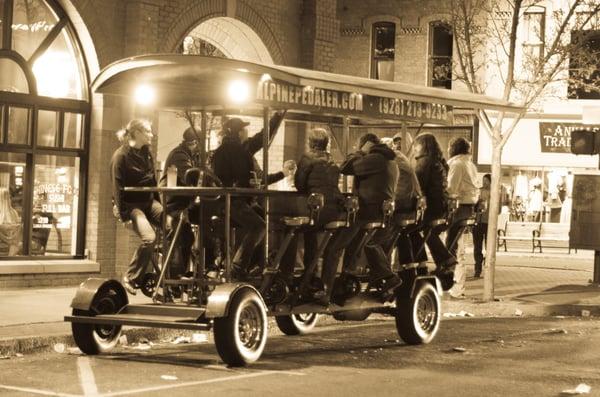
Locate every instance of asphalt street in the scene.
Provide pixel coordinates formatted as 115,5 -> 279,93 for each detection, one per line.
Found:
0,316 -> 598,396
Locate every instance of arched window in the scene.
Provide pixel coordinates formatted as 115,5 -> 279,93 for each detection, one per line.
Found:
371,22 -> 395,81
0,0 -> 89,259
429,21 -> 453,89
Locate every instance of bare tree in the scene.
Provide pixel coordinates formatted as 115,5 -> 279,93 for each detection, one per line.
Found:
449,0 -> 600,300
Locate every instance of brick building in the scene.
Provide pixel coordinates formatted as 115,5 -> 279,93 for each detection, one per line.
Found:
0,0 -> 500,287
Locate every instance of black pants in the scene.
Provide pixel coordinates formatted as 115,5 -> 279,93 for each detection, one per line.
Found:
322,212 -> 394,290
230,200 -> 265,270
472,222 -> 487,275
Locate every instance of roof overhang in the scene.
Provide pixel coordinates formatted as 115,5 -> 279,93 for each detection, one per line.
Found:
92,54 -> 524,125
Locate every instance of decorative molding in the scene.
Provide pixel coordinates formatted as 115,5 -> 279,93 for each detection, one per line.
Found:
398,27 -> 423,35
340,26 -> 366,36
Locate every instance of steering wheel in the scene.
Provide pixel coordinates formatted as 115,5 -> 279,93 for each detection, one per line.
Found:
184,166 -> 223,202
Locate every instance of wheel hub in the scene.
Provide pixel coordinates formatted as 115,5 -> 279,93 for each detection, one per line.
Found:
238,303 -> 263,350
416,293 -> 437,332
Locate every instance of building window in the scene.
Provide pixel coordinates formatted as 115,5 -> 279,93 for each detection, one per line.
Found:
0,0 -> 89,258
522,9 -> 545,64
569,29 -> 600,100
370,22 -> 395,81
429,22 -> 453,89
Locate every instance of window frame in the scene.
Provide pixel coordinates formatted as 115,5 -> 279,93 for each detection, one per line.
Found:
0,0 -> 90,259
522,8 -> 546,65
370,21 -> 396,81
428,21 -> 453,89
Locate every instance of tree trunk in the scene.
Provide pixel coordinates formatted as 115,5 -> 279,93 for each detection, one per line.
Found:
483,142 -> 503,301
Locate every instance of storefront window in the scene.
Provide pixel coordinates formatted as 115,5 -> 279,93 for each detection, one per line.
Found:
36,109 -> 58,147
0,58 -> 30,93
7,106 -> 30,145
11,0 -> 59,61
504,168 -> 573,224
1,0 -> 89,259
0,152 -> 25,257
32,155 -> 79,256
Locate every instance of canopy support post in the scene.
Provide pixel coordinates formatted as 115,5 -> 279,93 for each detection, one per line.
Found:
263,106 -> 270,265
342,116 -> 350,192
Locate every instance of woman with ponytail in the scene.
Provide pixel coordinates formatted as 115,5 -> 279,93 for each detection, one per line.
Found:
110,119 -> 163,295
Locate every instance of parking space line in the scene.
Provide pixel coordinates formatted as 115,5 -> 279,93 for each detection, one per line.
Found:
77,357 -> 99,396
101,370 -> 304,396
0,384 -> 80,397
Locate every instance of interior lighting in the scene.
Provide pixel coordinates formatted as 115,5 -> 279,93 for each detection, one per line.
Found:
260,73 -> 272,83
134,84 -> 156,106
33,51 -> 73,98
228,80 -> 250,104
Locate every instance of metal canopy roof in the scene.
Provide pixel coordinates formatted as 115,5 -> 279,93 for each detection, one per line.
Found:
92,54 -> 524,118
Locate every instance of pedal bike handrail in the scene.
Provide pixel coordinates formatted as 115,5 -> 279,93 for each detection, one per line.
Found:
123,186 -> 304,198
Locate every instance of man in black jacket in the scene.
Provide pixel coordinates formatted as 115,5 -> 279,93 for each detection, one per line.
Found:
158,127 -> 202,278
211,112 -> 287,279
320,133 -> 402,303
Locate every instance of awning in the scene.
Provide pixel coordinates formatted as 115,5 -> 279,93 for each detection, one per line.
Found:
92,54 -> 524,124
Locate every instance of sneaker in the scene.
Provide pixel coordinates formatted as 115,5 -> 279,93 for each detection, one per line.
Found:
122,276 -> 137,295
378,275 -> 403,294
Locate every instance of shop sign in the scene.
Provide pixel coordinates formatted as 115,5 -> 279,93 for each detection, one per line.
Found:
33,183 -> 75,229
539,122 -> 600,153
256,80 -> 454,125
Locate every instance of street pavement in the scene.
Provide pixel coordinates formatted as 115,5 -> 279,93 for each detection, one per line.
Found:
0,249 -> 599,356
0,316 -> 598,396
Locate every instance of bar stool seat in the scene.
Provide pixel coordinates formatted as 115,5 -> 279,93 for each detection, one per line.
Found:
363,222 -> 383,230
282,216 -> 311,227
428,218 -> 447,228
324,220 -> 347,230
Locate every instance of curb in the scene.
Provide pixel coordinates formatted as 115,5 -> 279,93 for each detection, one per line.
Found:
2,300 -> 597,357
0,315 -> 344,357
441,298 -> 600,318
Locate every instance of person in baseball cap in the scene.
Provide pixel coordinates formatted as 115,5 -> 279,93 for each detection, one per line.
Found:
223,117 -> 250,136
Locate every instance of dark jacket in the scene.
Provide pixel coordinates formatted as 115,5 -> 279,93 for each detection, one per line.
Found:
295,149 -> 344,208
212,113 -> 284,190
110,144 -> 158,221
340,143 -> 399,218
414,154 -> 449,221
159,142 -> 199,214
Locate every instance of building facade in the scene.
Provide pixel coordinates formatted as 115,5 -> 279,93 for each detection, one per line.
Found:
2,0 -> 594,287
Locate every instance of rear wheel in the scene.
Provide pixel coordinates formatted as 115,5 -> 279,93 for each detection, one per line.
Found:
213,288 -> 267,366
275,313 -> 319,335
72,286 -> 124,354
395,282 -> 440,344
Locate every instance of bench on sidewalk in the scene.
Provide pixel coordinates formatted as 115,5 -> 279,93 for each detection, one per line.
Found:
533,222 -> 575,253
497,221 -> 540,252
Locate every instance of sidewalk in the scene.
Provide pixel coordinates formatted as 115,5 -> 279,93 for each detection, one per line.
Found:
1,252 -> 599,355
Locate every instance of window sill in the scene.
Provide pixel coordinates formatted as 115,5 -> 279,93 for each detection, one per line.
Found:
0,259 -> 100,274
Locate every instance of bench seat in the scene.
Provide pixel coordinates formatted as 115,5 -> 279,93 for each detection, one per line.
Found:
533,223 -> 575,253
497,221 -> 541,252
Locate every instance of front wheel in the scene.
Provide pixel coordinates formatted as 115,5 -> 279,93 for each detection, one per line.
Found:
71,286 -> 124,354
275,313 -> 319,335
395,282 -> 440,345
213,288 -> 267,366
